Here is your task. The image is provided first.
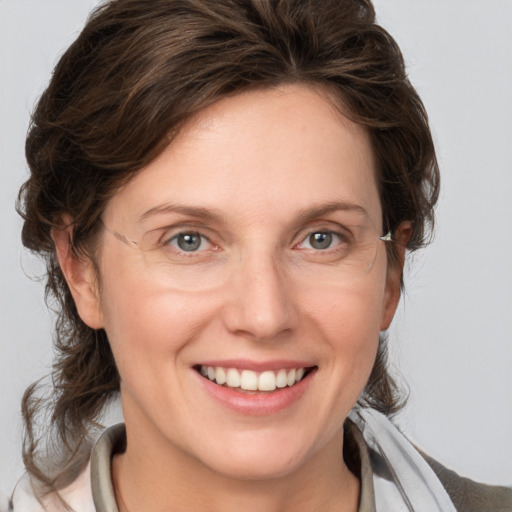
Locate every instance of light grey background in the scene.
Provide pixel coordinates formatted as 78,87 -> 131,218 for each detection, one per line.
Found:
1,0 -> 511,499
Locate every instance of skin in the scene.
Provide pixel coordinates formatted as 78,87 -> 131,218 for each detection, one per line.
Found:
55,84 -> 408,512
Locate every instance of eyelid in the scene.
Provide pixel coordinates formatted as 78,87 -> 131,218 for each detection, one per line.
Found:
151,222 -> 221,244
292,222 -> 354,248
166,231 -> 213,252
137,223 -> 221,256
145,220 -> 358,252
294,230 -> 345,251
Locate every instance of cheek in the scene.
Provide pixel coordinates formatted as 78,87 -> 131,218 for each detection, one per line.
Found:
307,272 -> 387,340
102,289 -> 205,353
96,253 -> 215,386
305,275 -> 387,382
332,298 -> 381,380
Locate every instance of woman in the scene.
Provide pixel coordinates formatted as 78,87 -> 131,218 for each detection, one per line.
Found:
6,0 -> 511,510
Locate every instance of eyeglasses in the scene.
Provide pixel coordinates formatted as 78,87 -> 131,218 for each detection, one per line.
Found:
100,220 -> 394,291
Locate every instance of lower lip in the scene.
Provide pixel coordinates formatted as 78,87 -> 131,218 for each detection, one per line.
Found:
196,370 -> 315,416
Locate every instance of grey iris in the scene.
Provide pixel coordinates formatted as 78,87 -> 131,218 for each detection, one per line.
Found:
309,232 -> 332,250
177,233 -> 202,251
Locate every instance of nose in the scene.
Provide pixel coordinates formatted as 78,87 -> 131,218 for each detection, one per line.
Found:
222,249 -> 299,341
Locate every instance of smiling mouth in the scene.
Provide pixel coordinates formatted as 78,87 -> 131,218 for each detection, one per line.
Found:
195,365 -> 316,393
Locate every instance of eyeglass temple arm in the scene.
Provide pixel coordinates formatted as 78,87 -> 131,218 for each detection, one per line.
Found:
379,231 -> 393,242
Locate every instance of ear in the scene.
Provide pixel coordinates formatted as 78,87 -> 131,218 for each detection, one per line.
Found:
380,221 -> 412,330
52,215 -> 104,329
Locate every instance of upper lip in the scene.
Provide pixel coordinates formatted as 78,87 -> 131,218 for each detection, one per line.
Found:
194,359 -> 316,372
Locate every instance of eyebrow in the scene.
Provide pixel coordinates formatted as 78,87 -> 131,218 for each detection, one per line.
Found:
138,200 -> 369,225
139,203 -> 225,223
294,201 -> 370,225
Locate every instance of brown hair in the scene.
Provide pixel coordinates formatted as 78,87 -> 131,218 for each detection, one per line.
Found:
18,0 -> 439,495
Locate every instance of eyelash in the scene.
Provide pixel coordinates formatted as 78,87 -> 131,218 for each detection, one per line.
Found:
158,227 -> 350,255
294,230 -> 348,252
165,232 -> 214,253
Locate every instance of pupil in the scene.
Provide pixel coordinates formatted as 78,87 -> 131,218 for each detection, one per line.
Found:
177,233 -> 201,251
310,232 -> 332,250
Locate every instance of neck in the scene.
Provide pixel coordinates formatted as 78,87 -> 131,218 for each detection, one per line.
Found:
112,415 -> 360,512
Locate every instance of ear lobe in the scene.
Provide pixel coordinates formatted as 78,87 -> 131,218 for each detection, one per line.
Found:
52,216 -> 104,329
380,221 -> 412,330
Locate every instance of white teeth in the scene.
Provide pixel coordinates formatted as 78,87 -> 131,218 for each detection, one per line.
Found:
287,368 -> 296,387
200,365 -> 309,391
240,370 -> 258,391
215,367 -> 226,385
226,368 -> 241,388
258,370 -> 277,391
276,369 -> 288,388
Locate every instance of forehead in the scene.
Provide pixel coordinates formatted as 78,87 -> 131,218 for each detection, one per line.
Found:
103,83 -> 381,228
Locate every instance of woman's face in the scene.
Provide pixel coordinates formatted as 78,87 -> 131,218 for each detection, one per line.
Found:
83,84 -> 401,479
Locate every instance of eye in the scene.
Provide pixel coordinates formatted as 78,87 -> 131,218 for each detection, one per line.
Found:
297,231 -> 345,251
167,232 -> 211,252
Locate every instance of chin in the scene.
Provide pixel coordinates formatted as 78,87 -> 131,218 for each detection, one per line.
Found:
193,430 -> 317,481
205,453 -> 304,481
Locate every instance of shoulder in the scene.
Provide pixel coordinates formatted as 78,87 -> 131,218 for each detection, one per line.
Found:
8,464 -> 95,512
348,407 -> 511,512
8,423 -> 124,512
8,472 -> 47,512
420,451 -> 512,512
